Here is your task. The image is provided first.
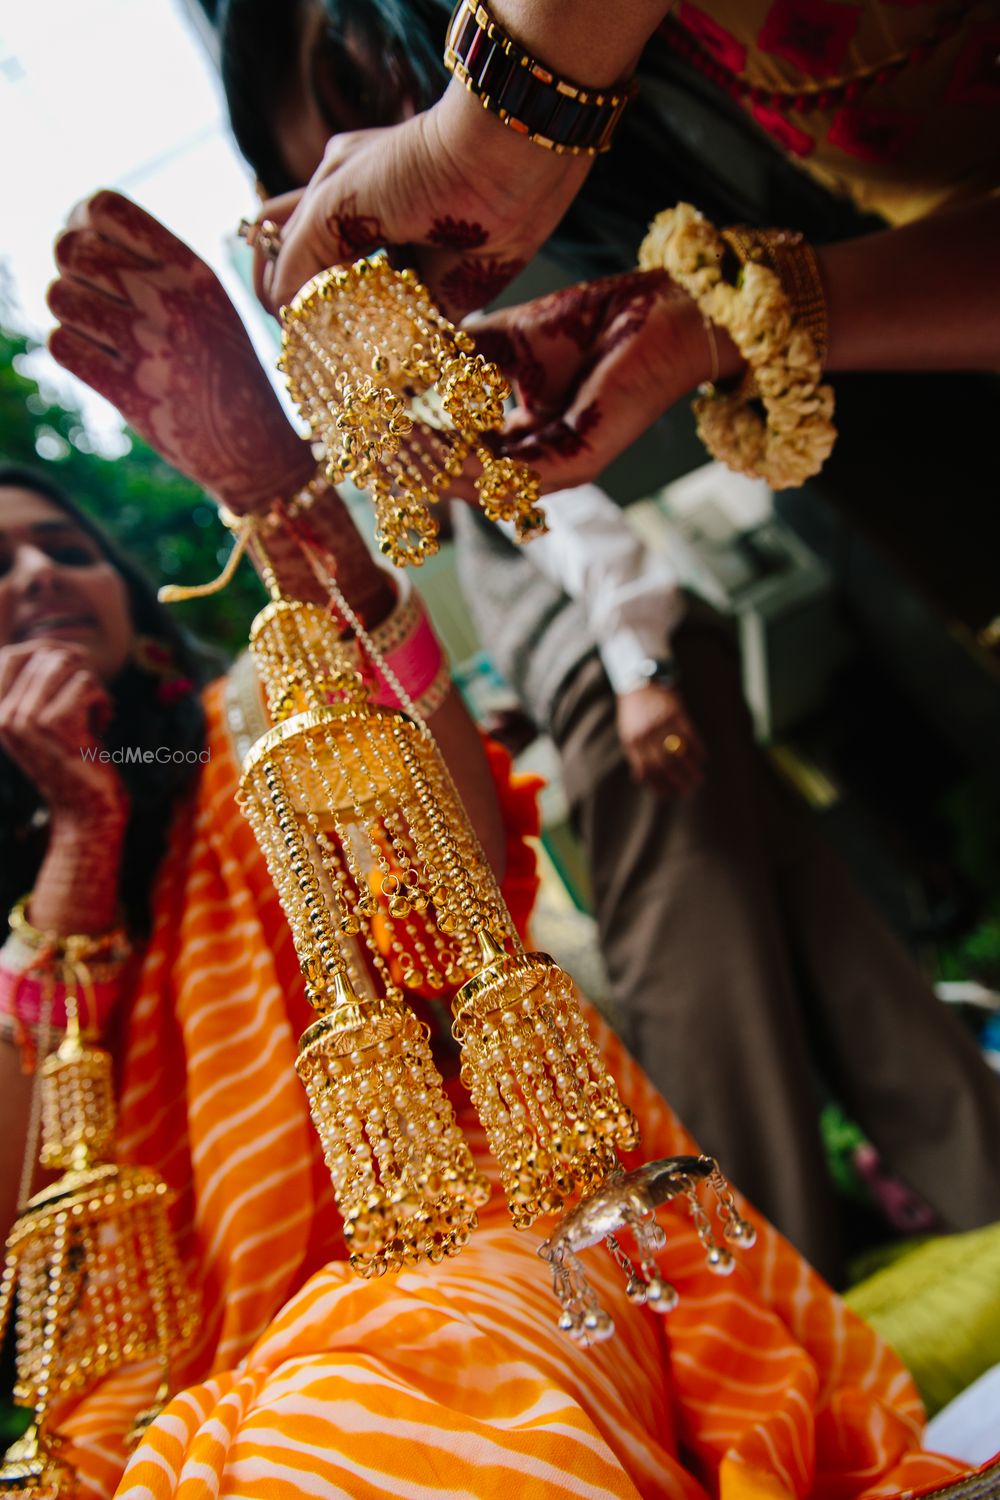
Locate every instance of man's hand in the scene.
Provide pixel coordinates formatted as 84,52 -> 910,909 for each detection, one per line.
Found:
257,85 -> 591,316
48,190 -> 314,513
472,269 -> 740,492
615,682 -> 705,798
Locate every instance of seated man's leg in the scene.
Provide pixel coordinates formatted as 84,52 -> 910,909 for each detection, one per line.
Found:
551,612 -> 843,1283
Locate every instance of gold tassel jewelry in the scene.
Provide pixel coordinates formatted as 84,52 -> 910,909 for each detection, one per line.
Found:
277,504 -> 757,1341
216,513 -> 641,1269
233,537 -> 491,1276
0,924 -> 198,1495
274,251 -> 547,566
269,523 -> 644,1231
166,269 -> 758,1332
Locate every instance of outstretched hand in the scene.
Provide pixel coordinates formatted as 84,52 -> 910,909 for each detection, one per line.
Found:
255,89 -> 591,317
48,191 -> 314,514
471,269 -> 739,492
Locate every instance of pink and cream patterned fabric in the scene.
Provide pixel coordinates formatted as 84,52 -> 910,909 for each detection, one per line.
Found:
665,0 -> 1000,223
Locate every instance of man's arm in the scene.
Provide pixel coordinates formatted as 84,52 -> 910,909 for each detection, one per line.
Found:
507,484 -> 684,693
502,484 -> 705,796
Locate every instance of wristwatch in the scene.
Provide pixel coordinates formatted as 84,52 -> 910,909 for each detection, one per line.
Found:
444,0 -> 636,156
630,656 -> 676,691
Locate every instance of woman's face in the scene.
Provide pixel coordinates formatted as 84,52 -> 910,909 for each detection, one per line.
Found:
0,486 -> 133,682
272,1 -> 417,188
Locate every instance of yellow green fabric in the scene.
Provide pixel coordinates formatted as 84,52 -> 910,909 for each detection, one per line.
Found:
846,1222 -> 1000,1415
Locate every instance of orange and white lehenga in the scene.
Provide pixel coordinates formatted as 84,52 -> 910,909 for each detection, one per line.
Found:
46,677 -> 979,1499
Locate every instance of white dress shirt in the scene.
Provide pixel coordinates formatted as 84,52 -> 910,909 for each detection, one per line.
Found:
502,484 -> 686,695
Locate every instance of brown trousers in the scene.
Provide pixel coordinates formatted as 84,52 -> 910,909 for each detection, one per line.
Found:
550,606 -> 1000,1286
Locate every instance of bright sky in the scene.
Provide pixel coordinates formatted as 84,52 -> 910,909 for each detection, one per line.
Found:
0,0 -> 281,447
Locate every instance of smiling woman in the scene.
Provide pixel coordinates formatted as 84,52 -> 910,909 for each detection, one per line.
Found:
0,464 -> 208,933
0,465 -> 209,1250
0,494 -> 132,677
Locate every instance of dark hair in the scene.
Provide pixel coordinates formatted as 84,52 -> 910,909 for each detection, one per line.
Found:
217,0 -> 447,198
212,0 -> 875,278
0,464 -> 211,935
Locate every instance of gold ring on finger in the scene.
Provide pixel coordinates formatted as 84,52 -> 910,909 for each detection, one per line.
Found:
238,217 -> 282,261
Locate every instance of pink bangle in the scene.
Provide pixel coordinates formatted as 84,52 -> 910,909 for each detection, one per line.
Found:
361,582 -> 451,718
370,609 -> 445,709
0,949 -> 123,1039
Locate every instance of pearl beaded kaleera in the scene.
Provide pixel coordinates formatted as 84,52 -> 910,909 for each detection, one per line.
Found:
233,549 -> 756,1338
236,579 -> 641,1277
640,202 -> 837,489
278,253 -> 547,567
0,981 -> 198,1492
161,512 -> 756,1343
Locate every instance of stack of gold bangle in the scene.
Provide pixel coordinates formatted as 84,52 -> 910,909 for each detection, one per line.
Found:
8,893 -> 130,980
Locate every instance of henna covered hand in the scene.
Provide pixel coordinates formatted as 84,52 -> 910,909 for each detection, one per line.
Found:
47,191 -> 314,513
0,642 -> 127,826
257,87 -> 590,316
0,642 -> 130,937
471,269 -> 742,492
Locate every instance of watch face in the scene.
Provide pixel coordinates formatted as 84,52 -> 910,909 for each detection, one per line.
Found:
628,657 -> 675,691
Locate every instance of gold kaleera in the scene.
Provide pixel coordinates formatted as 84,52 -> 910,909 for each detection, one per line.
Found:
160,483 -> 755,1339
213,516 -> 638,1268
0,984 -> 198,1495
277,252 -> 547,567
279,533 -> 758,1343
233,553 -> 487,1276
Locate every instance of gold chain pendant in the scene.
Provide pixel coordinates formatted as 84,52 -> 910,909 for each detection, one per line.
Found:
278,254 -> 546,566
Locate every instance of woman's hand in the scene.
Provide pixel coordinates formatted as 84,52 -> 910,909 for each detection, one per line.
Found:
471,268 -> 741,492
258,86 -> 591,316
48,190 -> 314,514
615,682 -> 705,798
0,642 -> 127,829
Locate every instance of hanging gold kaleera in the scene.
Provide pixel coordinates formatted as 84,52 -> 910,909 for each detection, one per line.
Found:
284,527 -> 758,1341
229,538 -> 489,1274
236,538 -> 639,1231
163,513 -> 755,1337
276,252 -> 547,567
0,974 -> 198,1495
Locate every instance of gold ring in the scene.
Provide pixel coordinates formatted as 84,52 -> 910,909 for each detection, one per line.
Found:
662,733 -> 685,756
238,217 -> 282,261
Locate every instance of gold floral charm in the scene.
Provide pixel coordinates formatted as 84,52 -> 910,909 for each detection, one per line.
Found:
278,254 -> 546,566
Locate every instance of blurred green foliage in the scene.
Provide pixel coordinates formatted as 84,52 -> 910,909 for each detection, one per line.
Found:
0,320 -> 266,657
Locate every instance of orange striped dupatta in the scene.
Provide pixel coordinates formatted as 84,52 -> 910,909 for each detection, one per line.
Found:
47,680 -> 974,1499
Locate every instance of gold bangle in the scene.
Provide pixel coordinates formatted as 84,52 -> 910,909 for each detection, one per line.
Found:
8,894 -> 130,967
443,0 -> 636,157
701,316 -> 720,387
